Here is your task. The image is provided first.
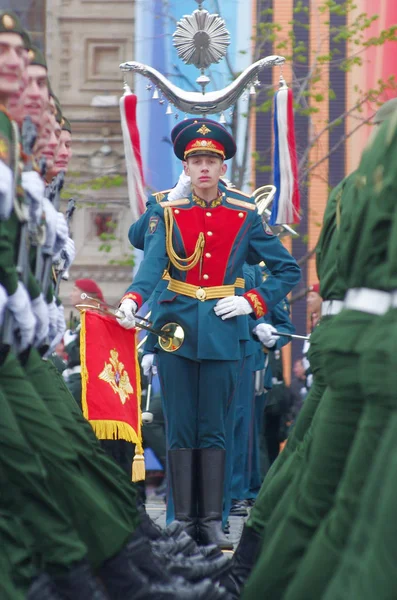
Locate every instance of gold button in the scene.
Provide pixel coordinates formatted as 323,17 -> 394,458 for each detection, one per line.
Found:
207,231 -> 213,236
206,212 -> 212,217
203,274 -> 209,280
205,252 -> 211,258
174,209 -> 180,214
196,288 -> 207,301
238,212 -> 244,218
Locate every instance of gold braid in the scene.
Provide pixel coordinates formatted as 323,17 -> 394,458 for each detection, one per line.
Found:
164,207 -> 205,271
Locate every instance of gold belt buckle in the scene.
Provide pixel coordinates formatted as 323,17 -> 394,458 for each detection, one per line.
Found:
196,287 -> 207,301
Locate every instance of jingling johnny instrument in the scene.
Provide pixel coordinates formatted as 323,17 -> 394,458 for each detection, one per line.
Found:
76,294 -> 184,353
119,0 -> 285,121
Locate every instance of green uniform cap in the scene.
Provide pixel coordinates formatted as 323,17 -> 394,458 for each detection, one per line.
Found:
61,117 -> 71,133
373,98 -> 397,125
27,44 -> 47,70
0,11 -> 25,39
51,94 -> 63,124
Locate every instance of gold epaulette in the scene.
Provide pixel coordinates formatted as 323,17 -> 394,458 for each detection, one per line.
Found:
226,187 -> 254,199
159,198 -> 190,208
226,197 -> 256,211
153,189 -> 172,203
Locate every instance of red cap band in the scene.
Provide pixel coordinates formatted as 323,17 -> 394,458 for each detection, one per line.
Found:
184,138 -> 225,159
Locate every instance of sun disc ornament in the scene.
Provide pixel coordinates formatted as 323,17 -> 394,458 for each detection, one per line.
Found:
173,8 -> 230,70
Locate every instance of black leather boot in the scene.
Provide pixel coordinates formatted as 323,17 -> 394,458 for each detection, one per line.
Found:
129,533 -> 230,585
197,449 -> 233,550
168,448 -> 198,539
27,573 -> 62,600
52,559 -> 108,599
99,538 -> 230,600
133,578 -> 232,600
135,506 -> 222,560
218,524 -> 262,598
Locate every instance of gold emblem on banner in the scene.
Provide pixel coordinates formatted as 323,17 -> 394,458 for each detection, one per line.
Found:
99,349 -> 134,405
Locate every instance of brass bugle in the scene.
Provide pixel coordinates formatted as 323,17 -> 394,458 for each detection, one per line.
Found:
77,294 -> 184,353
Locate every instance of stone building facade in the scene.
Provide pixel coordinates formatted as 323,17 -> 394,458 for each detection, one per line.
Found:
46,0 -> 136,312
14,0 -> 137,314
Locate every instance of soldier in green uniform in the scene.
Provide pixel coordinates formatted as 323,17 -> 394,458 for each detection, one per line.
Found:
240,100 -> 397,600
220,149 -> 356,600
0,14 -> 231,600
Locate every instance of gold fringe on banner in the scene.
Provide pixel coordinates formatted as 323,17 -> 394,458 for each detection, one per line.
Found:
80,310 -> 145,481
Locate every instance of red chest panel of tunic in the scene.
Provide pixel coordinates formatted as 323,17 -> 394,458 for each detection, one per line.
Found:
171,205 -> 248,286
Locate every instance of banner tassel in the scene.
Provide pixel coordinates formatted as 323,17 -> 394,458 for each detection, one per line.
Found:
271,76 -> 301,226
132,452 -> 146,482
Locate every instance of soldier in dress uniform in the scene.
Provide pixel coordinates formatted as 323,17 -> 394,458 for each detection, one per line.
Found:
117,119 -> 301,550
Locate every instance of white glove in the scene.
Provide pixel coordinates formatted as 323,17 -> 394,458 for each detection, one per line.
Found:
47,298 -> 59,341
253,323 -> 280,348
62,237 -> 76,268
7,282 -> 36,351
141,353 -> 158,377
116,299 -> 137,329
22,171 -> 45,202
53,237 -> 75,270
42,198 -> 57,250
168,170 -> 191,201
214,296 -> 253,320
0,160 -> 13,220
0,284 -> 8,325
31,293 -> 50,347
45,304 -> 66,356
54,212 -> 69,254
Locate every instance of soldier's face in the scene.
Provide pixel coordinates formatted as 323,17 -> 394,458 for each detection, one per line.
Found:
0,33 -> 24,96
185,155 -> 226,192
55,130 -> 72,171
22,64 -> 48,125
7,60 -> 28,123
35,112 -> 60,169
43,117 -> 61,169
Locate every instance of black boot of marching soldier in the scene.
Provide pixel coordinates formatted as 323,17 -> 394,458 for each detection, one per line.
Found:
27,573 -> 62,600
197,449 -> 233,551
52,559 -> 108,600
128,533 -> 230,584
218,524 -> 262,599
135,505 -> 223,560
99,537 -> 231,600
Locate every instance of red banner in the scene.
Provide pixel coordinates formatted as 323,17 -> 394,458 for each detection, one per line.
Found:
80,310 -> 144,466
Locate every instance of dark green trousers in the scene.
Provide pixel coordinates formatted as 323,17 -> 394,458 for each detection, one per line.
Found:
0,545 -> 24,600
323,412 -> 397,600
0,511 -> 36,598
284,308 -> 397,599
246,317 -> 331,537
41,358 -> 140,528
0,351 -> 132,569
0,385 -> 87,575
243,310 -> 374,600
